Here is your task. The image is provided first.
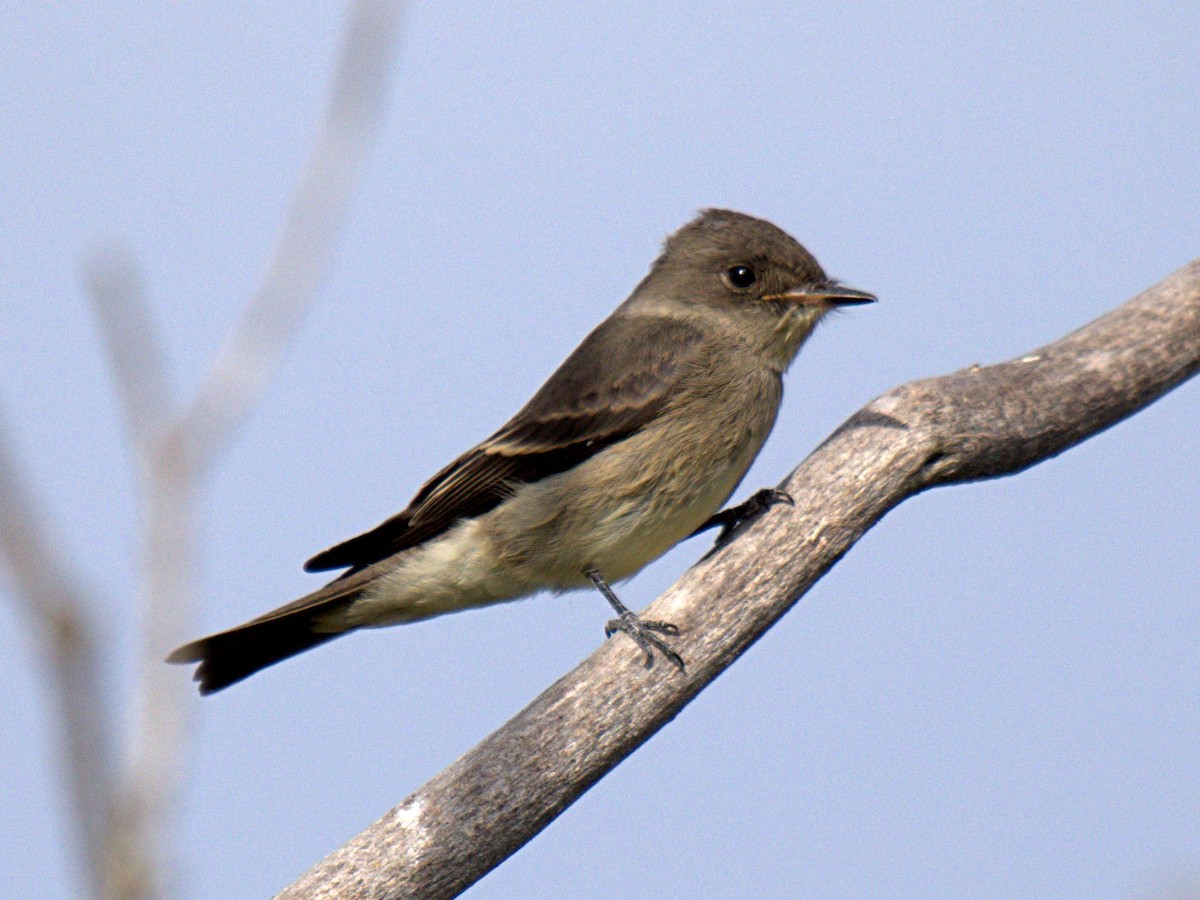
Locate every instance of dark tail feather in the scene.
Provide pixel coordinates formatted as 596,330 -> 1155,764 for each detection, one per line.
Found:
168,596 -> 359,694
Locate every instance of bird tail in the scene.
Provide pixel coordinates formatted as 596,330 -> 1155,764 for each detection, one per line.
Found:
167,573 -> 371,695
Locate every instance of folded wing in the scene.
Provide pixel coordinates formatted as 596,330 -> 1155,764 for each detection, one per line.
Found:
304,314 -> 705,574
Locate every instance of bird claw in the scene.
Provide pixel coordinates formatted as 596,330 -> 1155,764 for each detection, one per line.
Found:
587,566 -> 685,673
694,487 -> 794,550
606,611 -> 685,671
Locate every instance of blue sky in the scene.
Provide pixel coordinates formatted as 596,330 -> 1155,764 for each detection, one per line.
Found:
2,2 -> 1198,897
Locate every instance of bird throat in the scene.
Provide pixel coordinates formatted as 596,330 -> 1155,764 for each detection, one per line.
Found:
767,306 -> 822,372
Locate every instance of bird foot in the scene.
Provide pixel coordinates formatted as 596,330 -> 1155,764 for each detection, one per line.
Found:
605,612 -> 684,671
693,487 -> 794,550
586,566 -> 685,673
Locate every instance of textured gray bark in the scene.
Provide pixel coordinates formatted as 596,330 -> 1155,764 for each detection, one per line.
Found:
278,259 -> 1200,900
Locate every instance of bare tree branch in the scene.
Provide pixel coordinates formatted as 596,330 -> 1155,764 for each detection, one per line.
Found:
3,4 -> 402,898
84,251 -> 171,462
0,416 -> 112,893
105,4 -> 404,897
279,258 -> 1200,899
175,0 -> 403,482
81,245 -> 182,898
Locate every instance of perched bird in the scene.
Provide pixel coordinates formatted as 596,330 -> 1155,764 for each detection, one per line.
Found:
168,209 -> 874,693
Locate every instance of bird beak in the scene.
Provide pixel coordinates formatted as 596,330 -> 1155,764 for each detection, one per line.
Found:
764,282 -> 877,307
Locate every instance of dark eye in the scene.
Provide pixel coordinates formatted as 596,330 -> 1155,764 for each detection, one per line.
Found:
723,265 -> 757,291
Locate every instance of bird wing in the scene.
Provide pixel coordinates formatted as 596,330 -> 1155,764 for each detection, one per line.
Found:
303,314 -> 706,573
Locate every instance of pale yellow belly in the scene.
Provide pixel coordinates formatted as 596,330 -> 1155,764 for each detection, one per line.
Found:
573,448 -> 750,581
355,361 -> 783,624
484,380 -> 778,588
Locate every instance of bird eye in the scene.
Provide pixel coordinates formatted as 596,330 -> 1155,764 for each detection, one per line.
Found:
723,265 -> 757,291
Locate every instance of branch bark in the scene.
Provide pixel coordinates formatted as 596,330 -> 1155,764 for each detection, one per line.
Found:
279,257 -> 1200,899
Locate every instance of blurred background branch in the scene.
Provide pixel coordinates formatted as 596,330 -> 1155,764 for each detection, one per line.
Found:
0,3 -> 402,897
0,417 -> 111,891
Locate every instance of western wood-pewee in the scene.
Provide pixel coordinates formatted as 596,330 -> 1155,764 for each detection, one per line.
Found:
169,209 -> 874,693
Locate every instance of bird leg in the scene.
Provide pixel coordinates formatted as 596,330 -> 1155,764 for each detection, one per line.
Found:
691,487 -> 793,550
585,567 -> 684,672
